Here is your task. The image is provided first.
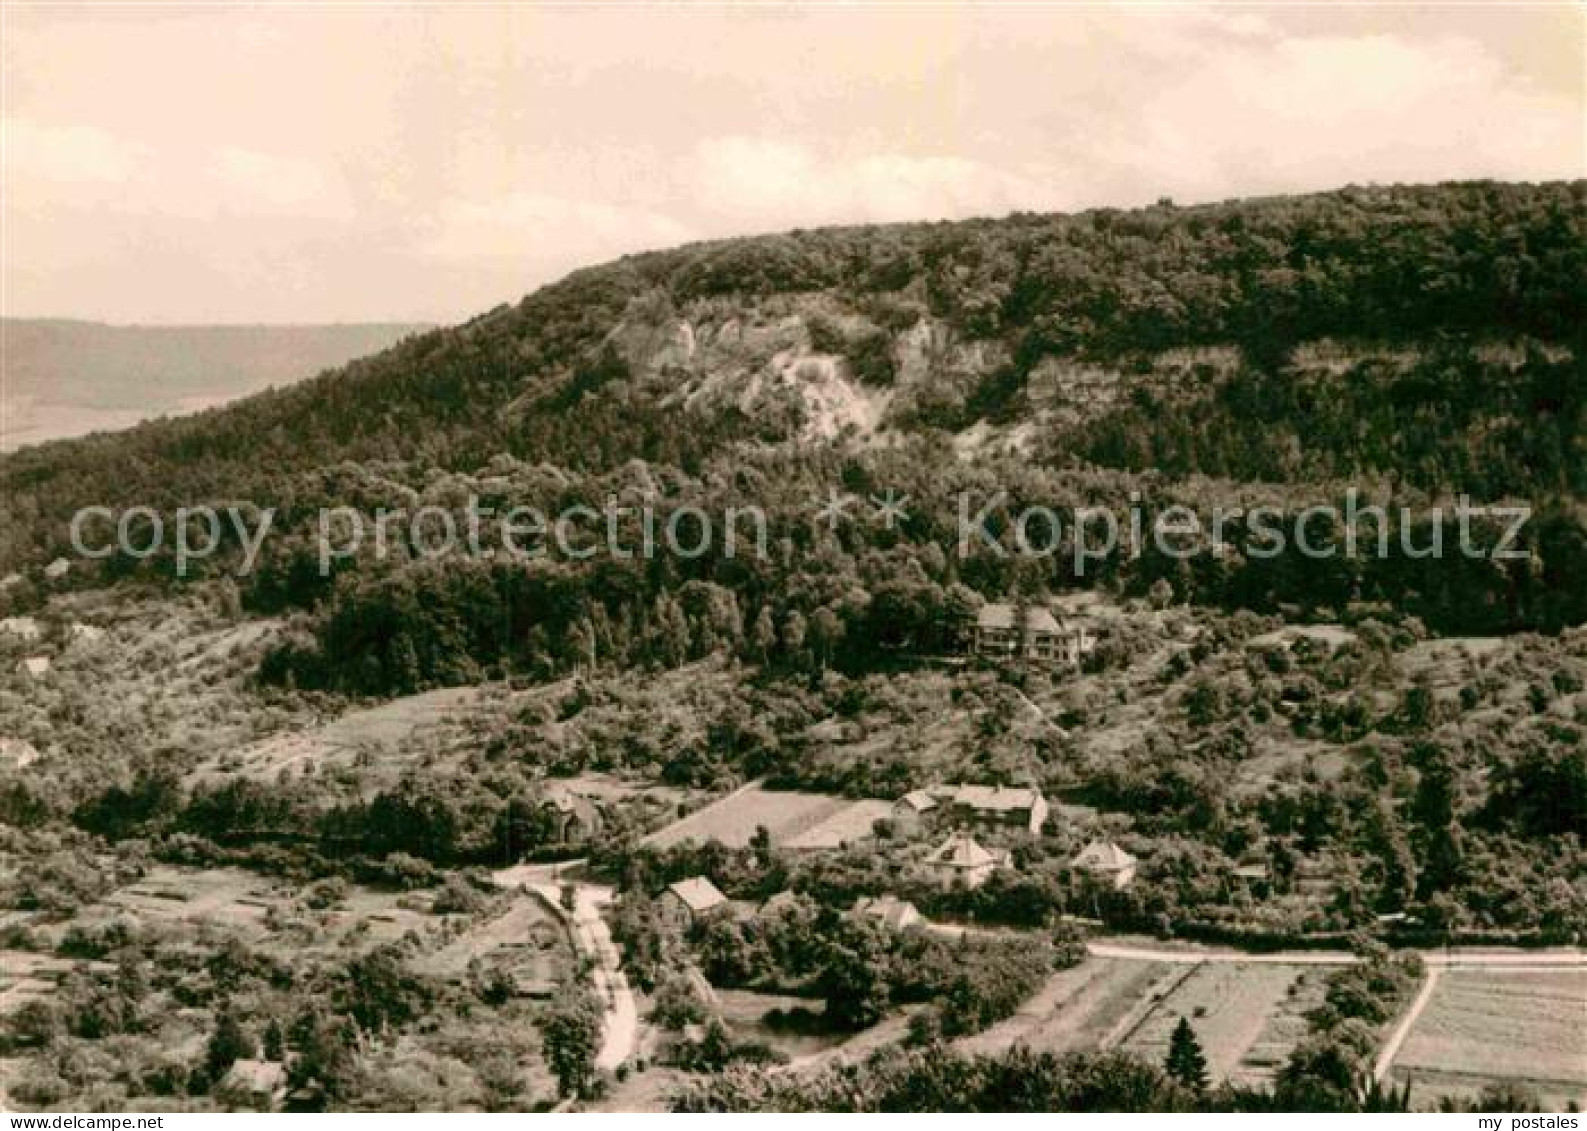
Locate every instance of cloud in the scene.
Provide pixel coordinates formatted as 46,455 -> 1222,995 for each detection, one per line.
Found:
2,117 -> 357,223
1067,30 -> 1582,204
206,146 -> 355,218
3,6 -> 1579,322
2,118 -> 156,213
692,136 -> 1057,227
3,118 -> 150,184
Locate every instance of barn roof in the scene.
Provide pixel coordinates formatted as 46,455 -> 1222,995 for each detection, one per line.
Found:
939,784 -> 1044,813
666,876 -> 728,913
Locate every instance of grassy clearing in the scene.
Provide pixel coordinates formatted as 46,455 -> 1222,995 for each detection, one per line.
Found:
1391,969 -> 1587,1109
1121,963 -> 1309,1084
411,892 -> 571,981
1230,965 -> 1330,1089
60,865 -> 443,955
188,686 -> 482,788
957,958 -> 1171,1057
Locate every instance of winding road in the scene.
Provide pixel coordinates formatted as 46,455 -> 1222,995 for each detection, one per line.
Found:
493,863 -> 639,1073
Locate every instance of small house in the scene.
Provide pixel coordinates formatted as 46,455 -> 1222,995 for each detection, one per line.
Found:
660,876 -> 729,932
542,786 -> 604,844
217,1059 -> 287,1110
17,656 -> 50,680
43,558 -> 71,581
851,894 -> 923,931
1072,839 -> 1138,890
925,834 -> 1009,890
891,790 -> 937,830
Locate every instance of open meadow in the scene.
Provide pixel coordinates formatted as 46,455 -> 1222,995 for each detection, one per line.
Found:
1119,962 -> 1328,1087
1389,969 -> 1587,1110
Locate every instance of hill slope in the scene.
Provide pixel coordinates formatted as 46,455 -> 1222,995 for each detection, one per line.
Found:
0,181 -> 1581,578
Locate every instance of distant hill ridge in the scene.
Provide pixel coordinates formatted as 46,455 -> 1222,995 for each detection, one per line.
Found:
1,318 -> 432,452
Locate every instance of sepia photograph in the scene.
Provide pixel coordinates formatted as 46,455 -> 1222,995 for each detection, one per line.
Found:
0,0 -> 1583,1117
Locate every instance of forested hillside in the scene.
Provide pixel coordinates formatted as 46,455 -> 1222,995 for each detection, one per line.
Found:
2,180 -> 1581,571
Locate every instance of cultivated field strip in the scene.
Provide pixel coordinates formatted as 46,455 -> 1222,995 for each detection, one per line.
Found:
1390,968 -> 1587,1109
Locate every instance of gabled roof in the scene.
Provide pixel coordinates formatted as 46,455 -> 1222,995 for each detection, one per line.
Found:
1073,839 -> 1137,872
666,876 -> 728,913
896,789 -> 938,813
852,895 -> 921,930
939,784 -> 1044,813
927,834 -> 1003,870
975,602 -> 1062,635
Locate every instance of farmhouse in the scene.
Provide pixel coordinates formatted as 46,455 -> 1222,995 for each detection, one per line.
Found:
43,557 -> 72,580
1072,839 -> 1138,890
217,1059 -> 286,1109
542,786 -> 603,844
925,833 -> 1009,890
934,784 -> 1049,835
966,602 -> 1095,664
660,876 -> 729,931
851,894 -> 923,930
891,790 -> 937,830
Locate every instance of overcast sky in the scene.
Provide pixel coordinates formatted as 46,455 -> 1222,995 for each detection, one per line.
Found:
3,4 -> 1582,325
